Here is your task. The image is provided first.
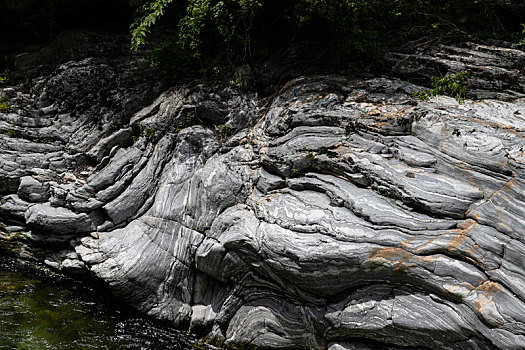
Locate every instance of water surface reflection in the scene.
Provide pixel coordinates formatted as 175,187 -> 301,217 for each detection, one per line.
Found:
0,257 -> 199,349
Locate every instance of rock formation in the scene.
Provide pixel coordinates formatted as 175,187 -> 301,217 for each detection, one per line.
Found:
1,39 -> 525,349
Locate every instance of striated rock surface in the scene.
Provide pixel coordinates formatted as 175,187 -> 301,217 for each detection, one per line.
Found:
1,42 -> 525,349
387,41 -> 525,100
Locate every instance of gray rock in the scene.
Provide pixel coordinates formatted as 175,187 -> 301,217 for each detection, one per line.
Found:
103,134 -> 175,224
86,128 -> 133,162
2,88 -> 17,98
2,42 -> 525,350
387,42 -> 525,99
25,203 -> 104,235
17,176 -> 50,202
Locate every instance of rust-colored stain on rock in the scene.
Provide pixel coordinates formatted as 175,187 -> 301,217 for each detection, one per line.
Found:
369,247 -> 419,273
473,281 -> 502,316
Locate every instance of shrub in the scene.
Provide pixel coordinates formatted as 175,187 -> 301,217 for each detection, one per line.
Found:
414,70 -> 471,103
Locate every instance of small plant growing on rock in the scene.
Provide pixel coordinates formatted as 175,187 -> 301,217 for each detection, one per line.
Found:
144,128 -> 155,139
0,96 -> 8,111
134,121 -> 155,141
0,69 -> 10,85
6,128 -> 19,138
218,124 -> 232,137
512,23 -> 525,48
229,74 -> 248,89
185,109 -> 197,125
414,70 -> 470,103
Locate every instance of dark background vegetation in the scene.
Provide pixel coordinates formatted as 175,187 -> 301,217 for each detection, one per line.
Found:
0,0 -> 132,46
1,0 -> 524,88
0,0 -> 132,71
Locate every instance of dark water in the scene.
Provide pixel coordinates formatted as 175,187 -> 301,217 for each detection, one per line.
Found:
0,257 -> 201,350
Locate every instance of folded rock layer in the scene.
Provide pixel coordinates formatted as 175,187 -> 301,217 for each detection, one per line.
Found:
1,45 -> 525,349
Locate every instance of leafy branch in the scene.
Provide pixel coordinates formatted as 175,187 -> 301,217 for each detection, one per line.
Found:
131,0 -> 174,50
414,70 -> 470,103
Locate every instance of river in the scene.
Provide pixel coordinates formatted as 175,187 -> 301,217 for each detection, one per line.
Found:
0,257 -> 202,349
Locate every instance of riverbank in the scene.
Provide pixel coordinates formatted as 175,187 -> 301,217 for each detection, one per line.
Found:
0,256 -> 202,349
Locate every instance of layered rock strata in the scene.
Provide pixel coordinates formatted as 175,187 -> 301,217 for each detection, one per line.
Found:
387,41 -> 525,100
1,44 -> 525,349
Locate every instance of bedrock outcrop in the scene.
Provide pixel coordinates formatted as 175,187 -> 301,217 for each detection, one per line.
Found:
1,43 -> 525,349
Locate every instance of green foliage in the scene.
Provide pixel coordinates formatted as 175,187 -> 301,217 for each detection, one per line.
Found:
132,0 -> 263,52
6,128 -> 19,138
0,69 -> 10,86
289,150 -> 316,177
175,121 -> 185,133
134,121 -> 155,141
513,23 -> 525,48
0,96 -> 9,111
144,128 -> 155,139
185,109 -> 196,124
218,123 -> 232,136
148,35 -> 198,84
229,74 -> 248,88
171,109 -> 200,133
131,0 -> 515,85
131,0 -> 174,50
414,70 -> 471,103
138,0 -> 264,84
